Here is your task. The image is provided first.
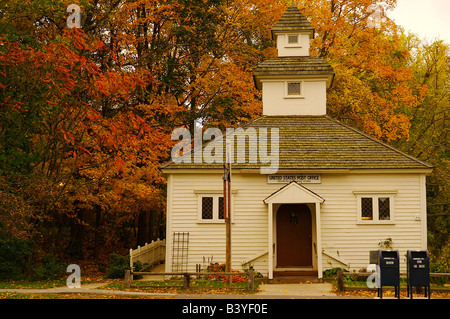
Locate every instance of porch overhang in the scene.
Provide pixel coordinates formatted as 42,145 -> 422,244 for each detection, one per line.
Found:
264,181 -> 324,280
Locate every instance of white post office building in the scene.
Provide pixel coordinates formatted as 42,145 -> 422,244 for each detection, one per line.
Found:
161,4 -> 433,280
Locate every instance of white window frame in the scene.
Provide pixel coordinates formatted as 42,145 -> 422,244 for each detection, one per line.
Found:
285,33 -> 301,47
195,190 -> 235,224
284,81 -> 304,99
353,191 -> 397,224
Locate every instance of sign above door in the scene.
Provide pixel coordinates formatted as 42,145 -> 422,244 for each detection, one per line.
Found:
267,174 -> 322,184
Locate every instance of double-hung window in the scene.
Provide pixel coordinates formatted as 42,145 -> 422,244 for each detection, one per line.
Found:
354,191 -> 396,224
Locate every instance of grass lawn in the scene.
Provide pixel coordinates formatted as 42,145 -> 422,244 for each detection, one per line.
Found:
0,280 -> 67,289
0,276 -> 260,299
104,277 -> 260,294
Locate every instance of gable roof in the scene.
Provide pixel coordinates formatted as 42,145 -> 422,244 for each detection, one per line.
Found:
271,3 -> 315,39
161,115 -> 433,171
263,181 -> 325,204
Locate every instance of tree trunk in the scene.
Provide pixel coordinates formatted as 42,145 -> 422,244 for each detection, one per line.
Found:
67,207 -> 85,259
137,210 -> 149,246
93,205 -> 102,259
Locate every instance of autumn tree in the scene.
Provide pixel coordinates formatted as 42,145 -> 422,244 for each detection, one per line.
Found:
283,0 -> 425,142
289,0 -> 448,262
1,0 -> 447,276
400,38 -> 449,263
0,1 -> 164,262
89,0 -> 282,247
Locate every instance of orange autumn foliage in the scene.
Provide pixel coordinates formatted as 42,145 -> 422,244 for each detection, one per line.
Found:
0,0 -> 437,268
290,0 -> 426,141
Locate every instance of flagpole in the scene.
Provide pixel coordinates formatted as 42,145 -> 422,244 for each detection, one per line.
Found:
224,150 -> 231,285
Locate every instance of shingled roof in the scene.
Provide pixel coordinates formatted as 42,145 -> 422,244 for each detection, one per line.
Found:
253,56 -> 335,89
160,4 -> 432,174
161,116 -> 433,171
271,3 -> 315,39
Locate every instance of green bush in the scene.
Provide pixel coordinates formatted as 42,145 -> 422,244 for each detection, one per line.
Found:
132,260 -> 143,272
107,252 -> 130,279
0,238 -> 32,280
32,250 -> 66,280
132,260 -> 144,280
322,267 -> 348,278
430,243 -> 450,285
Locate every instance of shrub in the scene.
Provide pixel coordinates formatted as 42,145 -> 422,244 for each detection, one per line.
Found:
32,250 -> 66,280
107,252 -> 130,279
0,238 -> 33,280
430,243 -> 450,285
132,260 -> 146,280
322,267 -> 348,278
132,260 -> 143,272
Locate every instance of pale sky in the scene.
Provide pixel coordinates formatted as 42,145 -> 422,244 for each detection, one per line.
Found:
387,0 -> 450,44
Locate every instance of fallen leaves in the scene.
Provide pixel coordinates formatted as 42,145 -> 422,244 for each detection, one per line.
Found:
337,288 -> 450,299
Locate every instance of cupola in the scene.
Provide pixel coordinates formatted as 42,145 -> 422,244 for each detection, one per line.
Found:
271,2 -> 315,57
254,4 -> 334,116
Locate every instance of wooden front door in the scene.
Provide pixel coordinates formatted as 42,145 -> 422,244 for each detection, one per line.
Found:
276,204 -> 312,267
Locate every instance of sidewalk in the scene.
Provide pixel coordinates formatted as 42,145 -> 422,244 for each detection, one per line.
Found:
257,282 -> 336,298
0,283 -> 177,298
0,282 -> 338,299
175,282 -> 340,299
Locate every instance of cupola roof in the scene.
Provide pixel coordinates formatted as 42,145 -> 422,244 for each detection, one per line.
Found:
271,3 -> 315,39
253,56 -> 334,90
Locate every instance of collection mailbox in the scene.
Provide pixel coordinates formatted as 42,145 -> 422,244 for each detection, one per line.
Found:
378,250 -> 400,299
407,250 -> 430,299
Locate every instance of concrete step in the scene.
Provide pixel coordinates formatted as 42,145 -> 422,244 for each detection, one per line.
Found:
273,270 -> 318,276
271,276 -> 319,284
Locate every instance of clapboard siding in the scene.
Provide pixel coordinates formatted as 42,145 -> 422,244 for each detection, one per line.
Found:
318,174 -> 424,273
166,171 -> 426,275
167,173 -> 269,272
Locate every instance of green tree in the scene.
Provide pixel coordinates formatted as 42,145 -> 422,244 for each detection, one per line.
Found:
400,38 -> 449,256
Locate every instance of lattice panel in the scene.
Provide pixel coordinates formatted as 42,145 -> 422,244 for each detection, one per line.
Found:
171,232 -> 189,272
